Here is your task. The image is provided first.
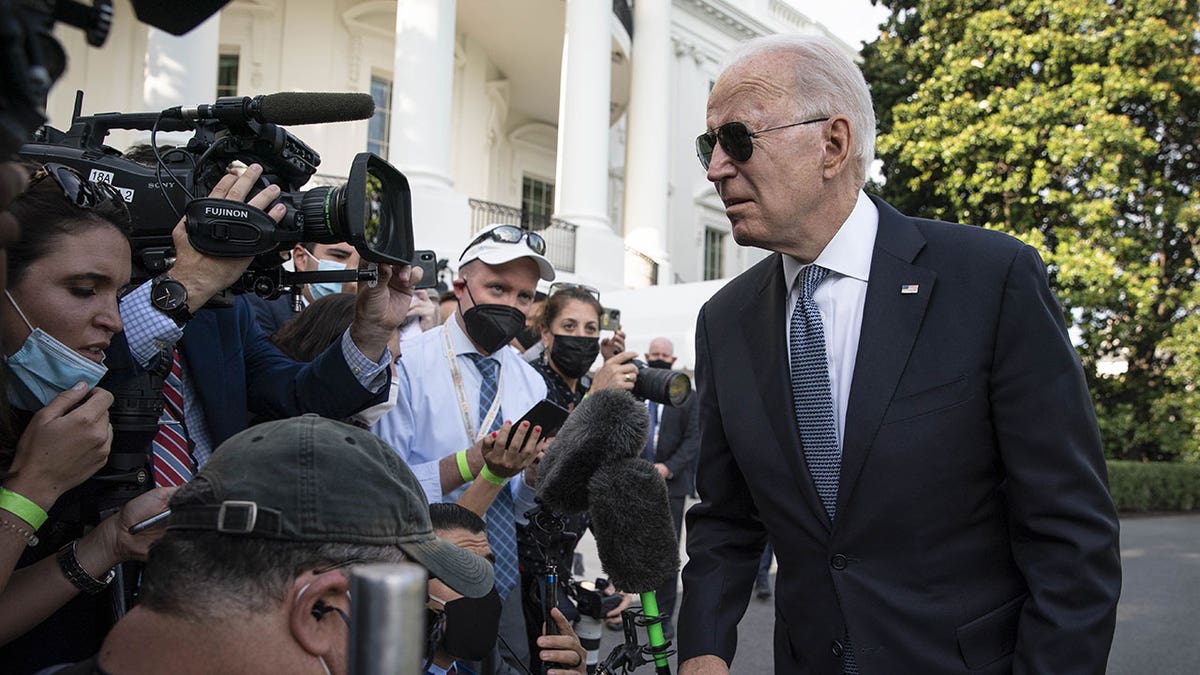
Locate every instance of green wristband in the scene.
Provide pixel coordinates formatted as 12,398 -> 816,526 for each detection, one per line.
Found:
0,488 -> 48,530
456,450 -> 475,483
479,464 -> 509,487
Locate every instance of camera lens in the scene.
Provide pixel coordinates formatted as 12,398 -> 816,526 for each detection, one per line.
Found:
631,359 -> 692,407
296,153 -> 413,264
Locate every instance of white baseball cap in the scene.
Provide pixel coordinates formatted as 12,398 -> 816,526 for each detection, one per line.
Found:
459,224 -> 556,282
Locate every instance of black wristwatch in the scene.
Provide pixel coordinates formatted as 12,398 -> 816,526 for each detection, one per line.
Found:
150,274 -> 193,327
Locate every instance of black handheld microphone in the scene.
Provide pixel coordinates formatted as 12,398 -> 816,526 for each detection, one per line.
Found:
167,92 -> 376,127
588,458 -> 678,674
536,389 -> 649,514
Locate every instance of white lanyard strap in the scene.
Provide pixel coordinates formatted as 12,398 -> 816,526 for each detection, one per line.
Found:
443,328 -> 503,442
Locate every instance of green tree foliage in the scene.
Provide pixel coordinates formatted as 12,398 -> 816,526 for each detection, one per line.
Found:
862,0 -> 1200,461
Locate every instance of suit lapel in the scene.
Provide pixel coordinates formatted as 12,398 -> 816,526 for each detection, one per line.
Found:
741,255 -> 832,530
179,309 -> 229,443
836,198 -> 935,517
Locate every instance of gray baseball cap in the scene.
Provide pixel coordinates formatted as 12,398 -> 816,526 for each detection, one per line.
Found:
167,414 -> 494,598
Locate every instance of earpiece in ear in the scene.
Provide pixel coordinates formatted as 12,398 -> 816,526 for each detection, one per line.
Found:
312,602 -> 334,620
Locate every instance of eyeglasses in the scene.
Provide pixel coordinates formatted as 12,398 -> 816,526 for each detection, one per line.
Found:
548,281 -> 600,302
465,225 -> 547,256
695,117 -> 830,170
30,163 -> 130,216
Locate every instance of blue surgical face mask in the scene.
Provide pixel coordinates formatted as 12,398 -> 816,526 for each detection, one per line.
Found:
4,291 -> 107,410
304,248 -> 348,300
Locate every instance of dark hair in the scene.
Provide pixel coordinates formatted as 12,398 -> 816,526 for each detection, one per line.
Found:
540,286 -> 602,331
5,167 -> 132,287
429,502 -> 485,535
270,292 -> 356,361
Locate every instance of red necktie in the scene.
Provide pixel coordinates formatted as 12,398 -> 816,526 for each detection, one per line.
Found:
151,348 -> 194,486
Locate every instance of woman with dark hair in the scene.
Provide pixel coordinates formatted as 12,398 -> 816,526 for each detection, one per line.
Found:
531,285 -> 637,410
0,164 -> 172,670
270,292 -> 358,361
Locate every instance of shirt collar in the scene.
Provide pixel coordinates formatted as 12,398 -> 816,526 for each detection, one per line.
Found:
447,312 -> 484,358
783,190 -> 879,291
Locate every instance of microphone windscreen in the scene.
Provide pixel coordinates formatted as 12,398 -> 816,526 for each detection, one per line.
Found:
587,459 -> 679,594
132,0 -> 230,36
256,92 -> 376,125
536,389 -> 648,514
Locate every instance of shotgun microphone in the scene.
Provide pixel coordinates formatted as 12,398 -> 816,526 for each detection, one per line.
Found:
536,389 -> 648,514
167,92 -> 376,127
587,459 -> 679,594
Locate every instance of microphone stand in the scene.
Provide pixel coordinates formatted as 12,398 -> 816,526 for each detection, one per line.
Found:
595,594 -> 674,674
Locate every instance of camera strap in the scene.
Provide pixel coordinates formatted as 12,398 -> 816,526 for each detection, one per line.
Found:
184,197 -> 290,257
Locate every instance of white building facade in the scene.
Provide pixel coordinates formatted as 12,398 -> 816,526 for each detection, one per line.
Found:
47,0 -> 853,366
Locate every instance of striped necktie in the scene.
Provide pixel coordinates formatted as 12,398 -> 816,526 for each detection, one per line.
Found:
465,353 -> 518,599
151,348 -> 194,487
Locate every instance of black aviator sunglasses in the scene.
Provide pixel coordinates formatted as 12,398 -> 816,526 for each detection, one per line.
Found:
465,225 -> 547,256
695,117 -> 830,170
29,162 -> 130,216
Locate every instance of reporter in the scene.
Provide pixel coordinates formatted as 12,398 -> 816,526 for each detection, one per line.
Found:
0,165 -> 173,670
531,285 -> 637,410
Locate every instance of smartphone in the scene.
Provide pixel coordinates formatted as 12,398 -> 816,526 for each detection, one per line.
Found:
599,306 -> 621,332
412,249 -> 437,289
507,398 -> 570,450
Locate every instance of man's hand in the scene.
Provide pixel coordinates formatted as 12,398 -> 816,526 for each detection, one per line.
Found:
600,329 -> 626,361
169,164 -> 286,308
679,656 -> 730,674
538,607 -> 589,674
654,462 -> 670,479
349,262 -> 423,362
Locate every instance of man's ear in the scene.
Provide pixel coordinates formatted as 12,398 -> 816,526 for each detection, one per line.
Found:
821,115 -> 853,180
291,244 -> 310,271
289,571 -> 351,657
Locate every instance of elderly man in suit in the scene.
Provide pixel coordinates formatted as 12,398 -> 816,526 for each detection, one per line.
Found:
677,34 -> 1121,675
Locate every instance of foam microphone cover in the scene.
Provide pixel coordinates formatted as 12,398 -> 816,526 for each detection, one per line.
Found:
587,459 -> 679,594
256,92 -> 376,125
536,389 -> 648,514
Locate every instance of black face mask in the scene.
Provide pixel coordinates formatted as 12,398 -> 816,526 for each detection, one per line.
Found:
425,588 -> 503,663
646,359 -> 673,370
549,334 -> 601,379
459,284 -> 527,354
516,325 -> 542,350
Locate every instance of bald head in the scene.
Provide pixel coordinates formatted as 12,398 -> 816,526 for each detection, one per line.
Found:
646,338 -> 676,367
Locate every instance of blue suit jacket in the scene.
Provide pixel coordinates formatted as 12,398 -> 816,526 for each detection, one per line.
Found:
679,196 -> 1121,674
105,294 -> 385,450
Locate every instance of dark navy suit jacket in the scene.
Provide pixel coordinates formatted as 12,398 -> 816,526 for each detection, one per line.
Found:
679,196 -> 1121,674
105,294 -> 384,450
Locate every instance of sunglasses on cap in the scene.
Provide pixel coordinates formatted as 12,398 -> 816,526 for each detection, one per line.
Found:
548,281 -> 600,302
695,117 -> 830,170
465,225 -> 547,256
30,162 -> 130,217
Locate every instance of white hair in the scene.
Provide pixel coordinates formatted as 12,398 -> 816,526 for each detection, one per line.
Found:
720,34 -> 876,185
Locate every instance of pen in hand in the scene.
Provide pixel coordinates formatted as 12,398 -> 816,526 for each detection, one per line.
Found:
128,509 -> 171,535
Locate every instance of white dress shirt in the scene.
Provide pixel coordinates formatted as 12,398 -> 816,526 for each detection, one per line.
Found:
372,314 -> 547,504
782,190 -> 879,449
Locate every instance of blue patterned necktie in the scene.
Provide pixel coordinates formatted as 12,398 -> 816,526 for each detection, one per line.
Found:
788,265 -> 860,674
789,265 -> 840,518
465,353 -> 518,599
151,348 -> 194,487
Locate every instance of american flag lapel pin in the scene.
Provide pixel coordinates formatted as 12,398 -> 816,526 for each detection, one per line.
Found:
900,284 -> 919,294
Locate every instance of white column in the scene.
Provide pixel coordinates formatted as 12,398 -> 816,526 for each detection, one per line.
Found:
143,14 -> 221,144
554,0 -> 626,289
390,0 -> 456,192
554,0 -> 612,232
622,0 -> 673,283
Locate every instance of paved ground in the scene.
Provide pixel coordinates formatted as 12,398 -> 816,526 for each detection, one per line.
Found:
578,509 -> 1200,674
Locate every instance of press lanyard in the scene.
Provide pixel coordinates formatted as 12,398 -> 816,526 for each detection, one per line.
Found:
443,328 -> 503,442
